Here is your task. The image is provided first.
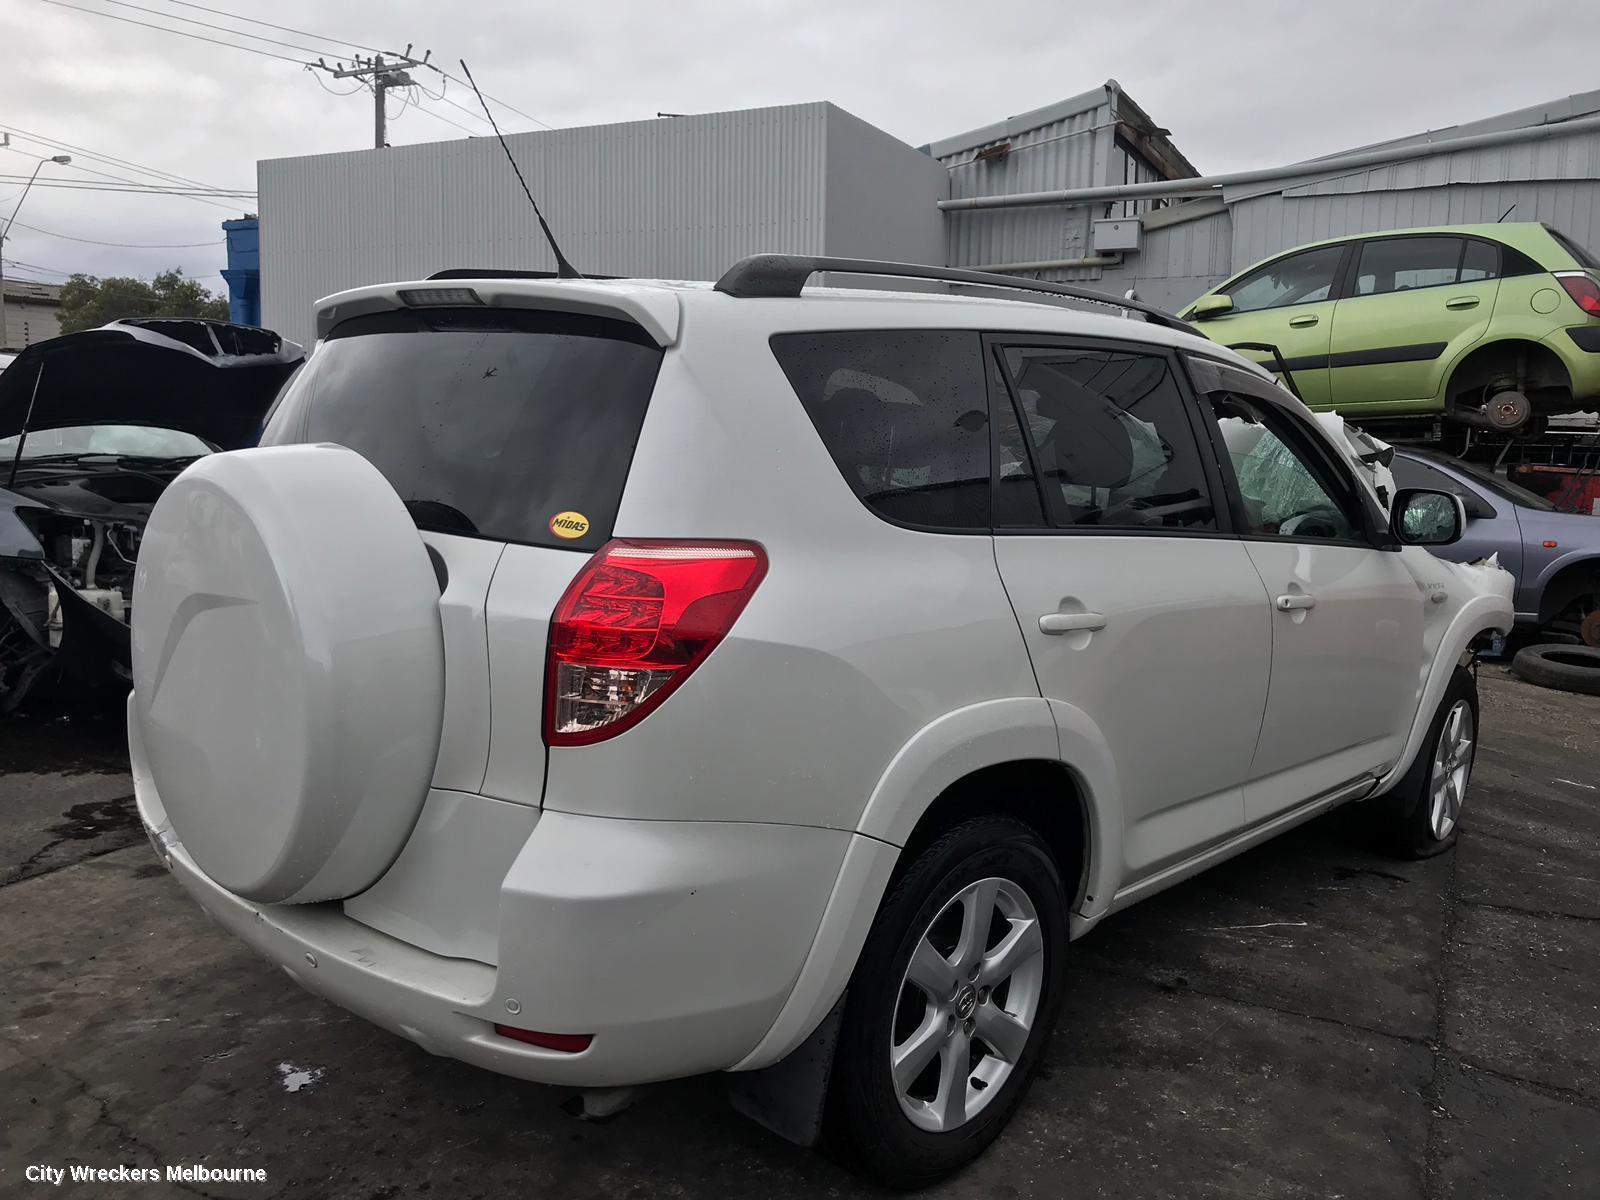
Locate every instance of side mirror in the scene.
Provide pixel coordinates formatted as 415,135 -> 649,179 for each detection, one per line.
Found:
1191,294 -> 1234,320
1393,488 -> 1466,546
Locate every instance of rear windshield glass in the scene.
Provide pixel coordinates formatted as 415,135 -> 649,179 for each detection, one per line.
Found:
260,308 -> 662,550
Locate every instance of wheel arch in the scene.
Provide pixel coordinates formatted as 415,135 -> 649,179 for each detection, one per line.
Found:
732,698 -> 1119,1072
1438,336 -> 1572,411
1534,553 -> 1600,625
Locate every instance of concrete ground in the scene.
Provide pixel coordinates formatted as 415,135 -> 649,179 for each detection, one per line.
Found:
1,667 -> 1596,1198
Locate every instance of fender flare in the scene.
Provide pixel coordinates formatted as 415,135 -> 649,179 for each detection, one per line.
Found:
733,696 -> 1121,1071
1376,594 -> 1511,794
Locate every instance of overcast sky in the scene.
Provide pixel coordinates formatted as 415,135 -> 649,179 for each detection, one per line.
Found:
2,0 -> 1598,298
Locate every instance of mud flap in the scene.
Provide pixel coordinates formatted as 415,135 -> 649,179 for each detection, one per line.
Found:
725,997 -> 844,1148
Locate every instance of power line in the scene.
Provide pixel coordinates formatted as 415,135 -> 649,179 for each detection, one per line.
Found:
87,0 -> 350,58
158,0 -> 387,55
405,100 -> 480,138
7,220 -> 224,248
2,144 -> 241,213
0,176 -> 255,197
39,0 -> 310,63
425,63 -> 554,131
0,125 -> 230,192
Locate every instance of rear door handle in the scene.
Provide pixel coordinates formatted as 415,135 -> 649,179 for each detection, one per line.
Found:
1275,594 -> 1316,612
1445,296 -> 1480,310
1287,314 -> 1319,328
1039,611 -> 1107,634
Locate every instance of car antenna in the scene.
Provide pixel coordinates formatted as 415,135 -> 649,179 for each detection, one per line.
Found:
1498,203 -> 1517,222
6,358 -> 45,489
459,59 -> 581,279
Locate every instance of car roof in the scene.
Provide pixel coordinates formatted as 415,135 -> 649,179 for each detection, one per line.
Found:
315,274 -> 1273,380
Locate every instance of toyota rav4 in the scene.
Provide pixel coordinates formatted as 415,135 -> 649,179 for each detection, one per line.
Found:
129,257 -> 1513,1188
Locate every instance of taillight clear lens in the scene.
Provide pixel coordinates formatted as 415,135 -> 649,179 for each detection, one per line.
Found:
544,540 -> 767,746
1556,272 -> 1600,317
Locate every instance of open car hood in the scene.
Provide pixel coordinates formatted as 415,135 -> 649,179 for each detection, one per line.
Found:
0,319 -> 305,450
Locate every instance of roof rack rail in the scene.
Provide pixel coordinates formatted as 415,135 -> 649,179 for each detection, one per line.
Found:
713,254 -> 1197,334
427,268 -> 618,281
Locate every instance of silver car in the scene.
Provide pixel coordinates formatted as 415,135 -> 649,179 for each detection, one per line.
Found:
1391,449 -> 1600,647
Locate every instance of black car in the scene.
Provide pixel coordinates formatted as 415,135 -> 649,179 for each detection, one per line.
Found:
0,319 -> 303,712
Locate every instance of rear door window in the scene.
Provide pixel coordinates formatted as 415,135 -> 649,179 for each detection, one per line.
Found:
1355,237 -> 1467,295
770,330 -> 991,530
260,307 -> 663,551
994,344 -> 1219,532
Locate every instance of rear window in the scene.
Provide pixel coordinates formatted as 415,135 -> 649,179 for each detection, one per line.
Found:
261,307 -> 662,550
770,330 -> 990,530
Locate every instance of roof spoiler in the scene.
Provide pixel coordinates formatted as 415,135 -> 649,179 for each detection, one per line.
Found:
713,254 -> 1197,334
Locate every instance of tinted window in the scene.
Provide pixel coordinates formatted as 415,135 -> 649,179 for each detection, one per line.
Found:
260,308 -> 662,550
771,330 -> 990,529
1223,245 -> 1345,313
1461,240 -> 1499,282
997,346 -> 1217,531
1205,393 -> 1359,541
1355,237 -> 1467,295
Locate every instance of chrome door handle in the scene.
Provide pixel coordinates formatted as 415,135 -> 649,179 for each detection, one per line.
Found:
1275,594 -> 1316,612
1445,296 -> 1480,310
1287,314 -> 1319,328
1039,611 -> 1107,634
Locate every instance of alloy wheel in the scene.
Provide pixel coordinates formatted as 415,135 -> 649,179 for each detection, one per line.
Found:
889,876 -> 1045,1133
1429,699 -> 1475,841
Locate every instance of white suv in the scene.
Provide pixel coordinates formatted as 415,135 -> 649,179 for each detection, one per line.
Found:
129,256 -> 1513,1187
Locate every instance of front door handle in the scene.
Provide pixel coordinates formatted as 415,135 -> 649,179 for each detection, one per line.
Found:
1445,296 -> 1480,310
1275,593 -> 1316,612
1039,611 -> 1107,634
1288,314 -> 1319,328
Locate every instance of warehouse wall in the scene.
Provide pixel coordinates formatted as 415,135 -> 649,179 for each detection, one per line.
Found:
1122,113 -> 1600,311
260,102 -> 944,347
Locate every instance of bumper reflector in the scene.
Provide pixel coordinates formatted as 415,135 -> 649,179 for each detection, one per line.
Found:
494,1025 -> 594,1053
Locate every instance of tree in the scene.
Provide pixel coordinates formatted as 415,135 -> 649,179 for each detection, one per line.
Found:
58,269 -> 229,334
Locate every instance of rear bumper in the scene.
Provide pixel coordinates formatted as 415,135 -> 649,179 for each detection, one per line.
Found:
131,705 -> 855,1087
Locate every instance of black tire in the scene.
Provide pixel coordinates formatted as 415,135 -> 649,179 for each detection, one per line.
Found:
1511,643 -> 1600,696
824,816 -> 1069,1189
1370,666 -> 1478,859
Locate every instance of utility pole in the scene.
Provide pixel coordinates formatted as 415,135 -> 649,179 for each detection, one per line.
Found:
314,47 -> 429,149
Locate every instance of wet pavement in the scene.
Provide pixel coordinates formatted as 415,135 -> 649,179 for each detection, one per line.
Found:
1,667 -> 1596,1198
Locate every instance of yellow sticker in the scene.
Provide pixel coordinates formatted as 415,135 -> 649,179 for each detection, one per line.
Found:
548,510 -> 591,540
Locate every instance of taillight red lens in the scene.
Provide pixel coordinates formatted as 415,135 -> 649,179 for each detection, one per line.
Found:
544,540 -> 767,746
1557,272 -> 1600,317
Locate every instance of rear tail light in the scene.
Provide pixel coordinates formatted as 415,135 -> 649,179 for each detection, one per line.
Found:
1556,271 -> 1600,317
544,539 -> 767,746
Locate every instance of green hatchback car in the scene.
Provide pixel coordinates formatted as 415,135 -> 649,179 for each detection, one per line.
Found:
1183,223 -> 1600,433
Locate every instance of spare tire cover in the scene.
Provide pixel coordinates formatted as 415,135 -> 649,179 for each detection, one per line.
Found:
132,444 -> 444,904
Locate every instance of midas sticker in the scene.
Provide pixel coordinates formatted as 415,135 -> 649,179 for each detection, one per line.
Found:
548,510 -> 591,539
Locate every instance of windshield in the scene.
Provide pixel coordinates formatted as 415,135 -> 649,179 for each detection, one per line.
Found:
1448,458 -> 1555,510
0,424 -> 214,460
260,307 -> 663,551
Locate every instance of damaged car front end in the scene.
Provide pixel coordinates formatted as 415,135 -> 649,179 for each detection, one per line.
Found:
0,319 -> 303,712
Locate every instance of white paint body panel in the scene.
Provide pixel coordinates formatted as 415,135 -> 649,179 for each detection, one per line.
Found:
128,275 -> 1515,1088
993,535 -> 1272,882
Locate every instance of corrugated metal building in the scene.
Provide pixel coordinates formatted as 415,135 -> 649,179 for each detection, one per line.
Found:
258,84 -> 1600,342
941,88 -> 1600,312
259,102 -> 946,347
926,81 -> 1197,278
